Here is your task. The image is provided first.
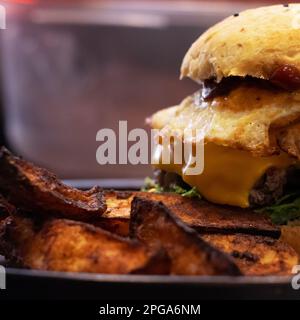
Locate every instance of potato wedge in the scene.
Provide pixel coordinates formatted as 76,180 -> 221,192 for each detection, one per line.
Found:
94,218 -> 129,237
94,190 -> 132,236
0,195 -> 15,219
129,196 -> 241,276
0,214 -> 170,275
280,226 -> 300,257
203,233 -> 298,276
0,147 -> 106,221
103,190 -> 279,237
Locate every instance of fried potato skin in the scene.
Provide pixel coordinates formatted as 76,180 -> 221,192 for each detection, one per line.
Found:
94,218 -> 129,237
0,147 -> 106,221
103,191 -> 279,237
92,190 -> 133,236
103,190 -> 132,219
0,190 -> 296,277
203,233 -> 298,276
0,195 -> 15,220
130,197 -> 241,276
0,214 -> 169,275
280,226 -> 300,258
0,197 -> 15,256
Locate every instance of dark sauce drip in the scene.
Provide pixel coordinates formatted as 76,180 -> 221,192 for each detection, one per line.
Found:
270,65 -> 300,90
201,65 -> 300,100
201,77 -> 276,100
202,77 -> 237,99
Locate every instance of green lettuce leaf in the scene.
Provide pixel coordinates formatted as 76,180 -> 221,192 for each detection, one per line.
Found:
142,177 -> 201,199
141,177 -> 163,192
257,192 -> 300,225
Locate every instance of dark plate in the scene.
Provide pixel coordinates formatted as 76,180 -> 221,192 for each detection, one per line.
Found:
3,268 -> 299,300
1,179 -> 300,300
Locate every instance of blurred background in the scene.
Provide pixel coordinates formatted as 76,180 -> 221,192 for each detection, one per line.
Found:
0,0 -> 298,181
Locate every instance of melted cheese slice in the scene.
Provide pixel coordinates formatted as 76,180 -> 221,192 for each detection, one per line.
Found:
153,142 -> 295,208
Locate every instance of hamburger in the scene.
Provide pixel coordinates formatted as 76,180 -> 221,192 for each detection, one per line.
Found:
149,4 -> 300,225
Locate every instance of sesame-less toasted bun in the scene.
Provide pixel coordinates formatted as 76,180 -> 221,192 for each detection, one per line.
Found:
181,4 -> 300,82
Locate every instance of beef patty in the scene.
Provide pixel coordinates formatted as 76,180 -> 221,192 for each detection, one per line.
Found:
154,167 -> 300,207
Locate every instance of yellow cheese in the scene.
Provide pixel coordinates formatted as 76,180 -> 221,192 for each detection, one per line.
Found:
153,142 -> 296,208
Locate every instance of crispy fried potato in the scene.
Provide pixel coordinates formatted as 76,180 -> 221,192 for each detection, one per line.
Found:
203,233 -> 298,276
0,147 -> 106,221
103,191 -> 132,219
94,218 -> 129,237
0,214 -> 170,274
102,191 -> 279,237
0,195 -> 15,219
280,226 -> 300,257
0,197 -> 15,255
129,196 -> 241,276
92,191 -> 132,236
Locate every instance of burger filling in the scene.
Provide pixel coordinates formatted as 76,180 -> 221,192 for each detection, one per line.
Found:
152,142 -> 296,208
150,65 -> 300,222
201,65 -> 300,101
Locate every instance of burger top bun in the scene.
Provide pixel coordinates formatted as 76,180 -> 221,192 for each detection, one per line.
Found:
181,4 -> 300,82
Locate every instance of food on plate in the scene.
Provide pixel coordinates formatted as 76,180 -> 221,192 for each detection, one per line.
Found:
149,5 -> 300,229
102,190 -> 279,237
1,4 -> 300,277
129,196 -> 241,276
0,194 -> 15,220
103,193 -> 297,275
0,147 -> 106,221
202,234 -> 297,276
280,225 -> 300,257
0,213 -> 170,275
0,148 -> 297,275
